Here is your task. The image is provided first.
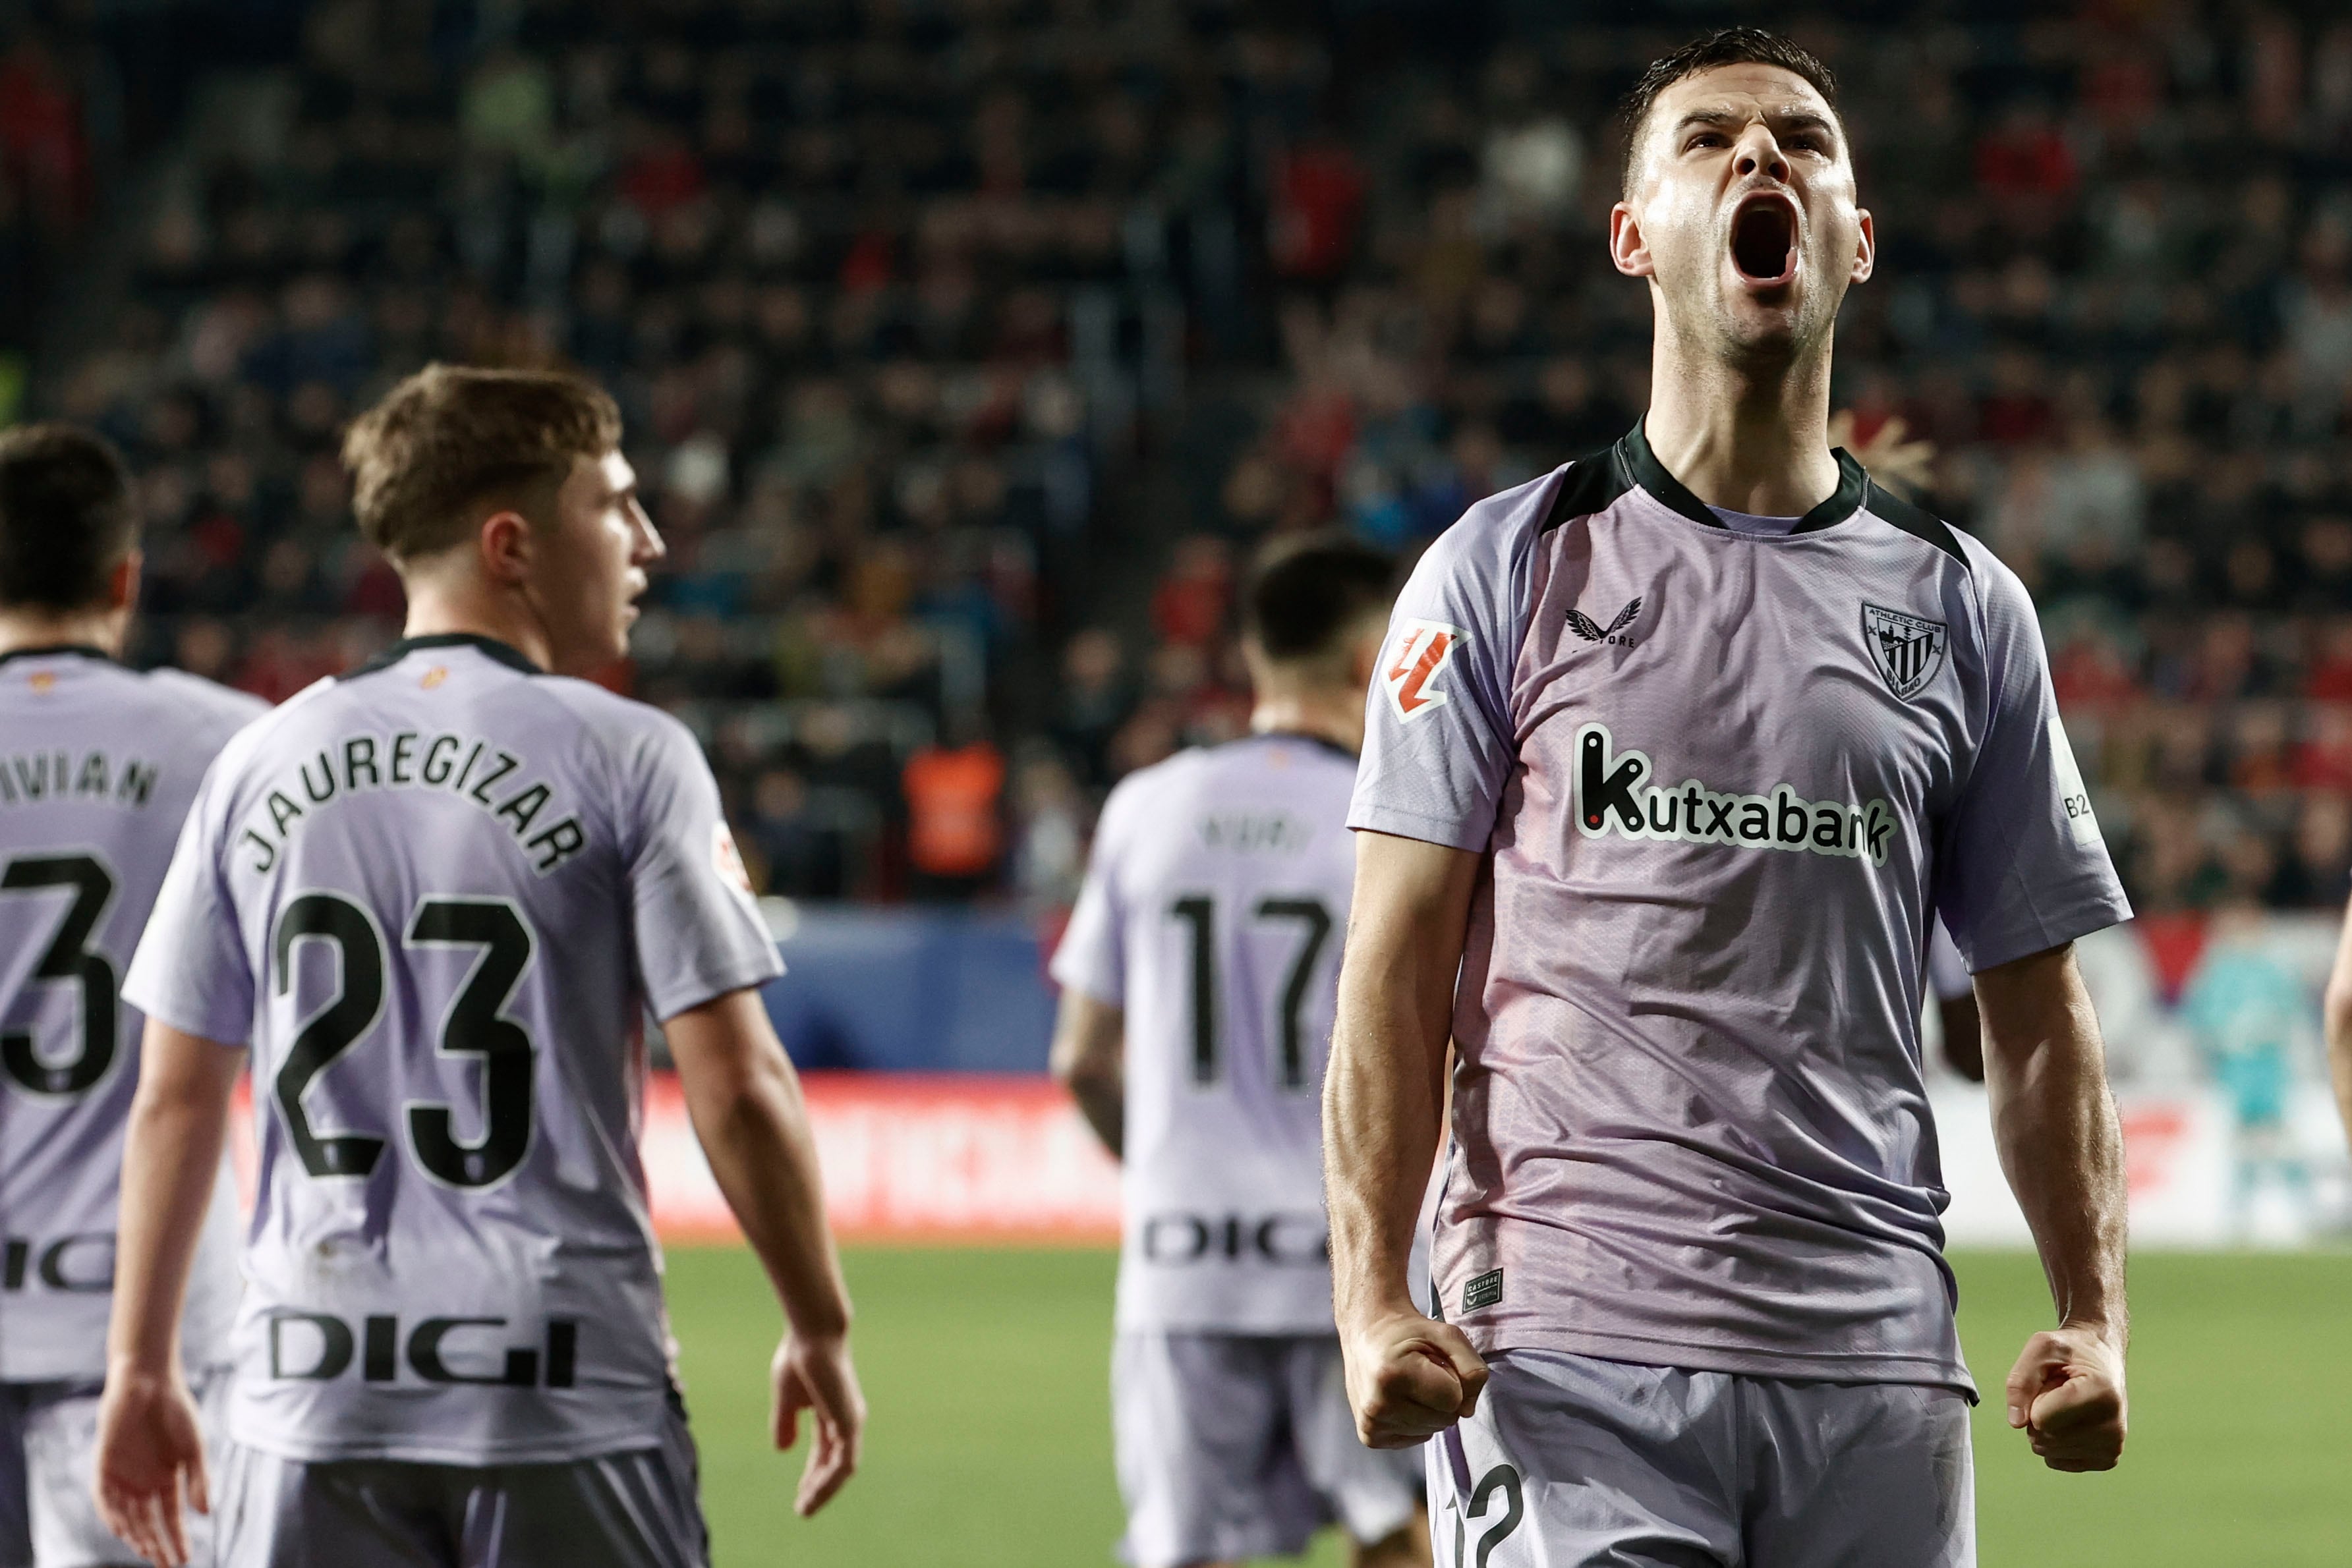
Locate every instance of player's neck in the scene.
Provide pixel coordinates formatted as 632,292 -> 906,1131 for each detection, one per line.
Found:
0,605 -> 123,659
1249,688 -> 1363,757
398,579 -> 555,672
1642,329 -> 1840,518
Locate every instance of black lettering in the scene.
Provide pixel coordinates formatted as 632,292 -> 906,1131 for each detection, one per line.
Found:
494,783 -> 549,837
546,1320 -> 578,1388
1221,1215 -> 1244,1260
118,760 -> 158,806
407,1317 -> 538,1386
241,828 -> 277,875
1775,789 -> 1808,845
3,1238 -> 26,1289
1579,731 -> 1646,831
343,737 -> 381,791
1867,804 -> 1894,862
74,752 -> 109,797
1813,804 -> 1843,850
0,763 -> 14,803
36,1233 -> 115,1292
364,1314 -> 399,1381
420,734 -> 459,785
527,818 -> 587,872
468,752 -> 520,807
451,741 -> 485,794
1646,792 -> 1678,833
1702,797 -> 1736,837
1253,1214 -> 1330,1266
267,790 -> 304,835
269,1312 -> 355,1380
392,731 -> 421,785
1142,1214 -> 1211,1263
1737,802 -> 1770,841
14,755 -> 47,800
299,753 -> 338,806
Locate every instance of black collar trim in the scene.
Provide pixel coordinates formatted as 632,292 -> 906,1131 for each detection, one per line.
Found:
1249,729 -> 1360,762
1619,420 -> 1868,535
0,643 -> 115,672
341,633 -> 544,681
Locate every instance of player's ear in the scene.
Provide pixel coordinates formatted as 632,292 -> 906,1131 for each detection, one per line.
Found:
1850,208 -> 1876,285
1609,203 -> 1654,279
478,508 -> 537,586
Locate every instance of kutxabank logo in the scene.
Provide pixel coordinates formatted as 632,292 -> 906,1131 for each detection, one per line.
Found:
1574,723 -> 1898,866
1862,603 -> 1947,699
1568,597 -> 1641,646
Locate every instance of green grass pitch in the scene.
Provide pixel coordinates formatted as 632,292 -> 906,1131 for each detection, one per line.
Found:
665,1246 -> 2352,1567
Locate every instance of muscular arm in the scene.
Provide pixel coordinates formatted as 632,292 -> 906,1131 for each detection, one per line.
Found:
1048,989 -> 1124,1160
95,1021 -> 243,1567
1976,941 -> 2129,1471
1323,829 -> 1487,1447
666,988 -> 863,1515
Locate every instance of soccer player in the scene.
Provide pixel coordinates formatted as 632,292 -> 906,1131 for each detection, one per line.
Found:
1323,28 -> 2133,1567
0,425 -> 263,1568
91,366 -> 863,1568
1051,535 -> 1428,1568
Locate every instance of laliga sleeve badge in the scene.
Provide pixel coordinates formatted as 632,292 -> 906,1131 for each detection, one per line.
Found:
712,821 -> 759,907
1381,619 -> 1466,723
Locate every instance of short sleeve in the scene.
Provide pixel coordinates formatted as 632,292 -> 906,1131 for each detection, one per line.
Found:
621,717 -> 785,1021
123,766 -> 254,1046
1347,477 -> 1542,851
1934,557 -> 2132,970
1049,776 -> 1138,1006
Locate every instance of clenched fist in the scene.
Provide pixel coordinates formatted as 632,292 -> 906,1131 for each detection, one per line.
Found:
2005,1324 -> 2127,1472
1339,1308 -> 1490,1449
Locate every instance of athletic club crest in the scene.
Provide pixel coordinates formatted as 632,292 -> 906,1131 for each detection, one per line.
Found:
1862,604 -> 1947,699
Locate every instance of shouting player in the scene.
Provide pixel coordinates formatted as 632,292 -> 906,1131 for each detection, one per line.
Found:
1325,28 -> 2132,1568
1052,536 -> 1427,1568
92,366 -> 863,1567
0,426 -> 262,1568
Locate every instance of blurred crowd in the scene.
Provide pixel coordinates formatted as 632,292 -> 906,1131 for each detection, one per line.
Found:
16,0 -> 2352,916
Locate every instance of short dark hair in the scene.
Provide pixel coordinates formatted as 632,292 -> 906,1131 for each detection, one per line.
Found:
342,363 -> 622,562
1620,27 -> 1841,196
1242,532 -> 1396,669
0,423 -> 138,612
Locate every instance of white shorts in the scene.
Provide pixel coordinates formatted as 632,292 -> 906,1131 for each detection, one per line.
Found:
1113,1331 -> 1422,1567
2,1372 -> 229,1568
212,1390 -> 704,1568
1431,1350 -> 1974,1568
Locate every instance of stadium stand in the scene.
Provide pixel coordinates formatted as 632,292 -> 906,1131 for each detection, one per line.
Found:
12,1 -> 2352,921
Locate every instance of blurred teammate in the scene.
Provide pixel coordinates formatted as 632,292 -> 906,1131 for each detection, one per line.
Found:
1324,28 -> 2134,1568
1052,536 -> 1428,1568
0,426 -> 262,1568
92,366 -> 863,1568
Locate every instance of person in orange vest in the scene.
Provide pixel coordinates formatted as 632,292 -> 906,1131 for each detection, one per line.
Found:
904,715 -> 1007,900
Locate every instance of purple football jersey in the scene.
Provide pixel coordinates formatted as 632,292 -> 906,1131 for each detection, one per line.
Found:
1350,426 -> 2129,1395
123,634 -> 782,1464
0,648 -> 262,1382
1054,734 -> 1360,1333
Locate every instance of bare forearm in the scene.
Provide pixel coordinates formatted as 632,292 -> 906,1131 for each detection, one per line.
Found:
108,1030 -> 239,1376
1982,957 -> 2128,1339
687,1053 -> 852,1339
1066,1071 -> 1123,1160
1323,970 -> 1447,1330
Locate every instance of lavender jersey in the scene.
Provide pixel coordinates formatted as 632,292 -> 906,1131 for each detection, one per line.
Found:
1351,425 -> 2129,1395
0,648 -> 261,1383
1054,734 -> 1359,1334
121,634 -> 782,1465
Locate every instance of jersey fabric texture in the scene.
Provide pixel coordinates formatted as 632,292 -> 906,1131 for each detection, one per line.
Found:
0,648 -> 260,1386
1432,1351 -> 1973,1568
121,635 -> 783,1467
1350,424 -> 2131,1395
1052,733 -> 1358,1335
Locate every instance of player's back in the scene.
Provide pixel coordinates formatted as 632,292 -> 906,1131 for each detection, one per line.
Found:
123,633 -> 781,1465
0,646 -> 262,1381
1056,733 -> 1359,1334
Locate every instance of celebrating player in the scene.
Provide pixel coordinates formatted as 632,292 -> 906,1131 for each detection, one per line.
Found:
92,366 -> 863,1567
0,425 -> 263,1568
1051,536 -> 1428,1568
1324,28 -> 2132,1568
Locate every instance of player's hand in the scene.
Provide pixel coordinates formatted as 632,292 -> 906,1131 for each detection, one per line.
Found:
771,1330 -> 865,1517
1828,409 -> 1937,499
2005,1323 -> 2127,1472
1340,1306 -> 1489,1449
91,1367 -> 209,1568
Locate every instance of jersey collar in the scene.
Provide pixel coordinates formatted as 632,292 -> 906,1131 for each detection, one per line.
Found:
1249,729 -> 1360,762
343,632 -> 545,681
1617,419 -> 1868,535
0,642 -> 115,671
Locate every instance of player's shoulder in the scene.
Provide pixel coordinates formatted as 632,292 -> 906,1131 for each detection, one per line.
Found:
1853,476 -> 1984,578
527,671 -> 704,771
133,665 -> 272,737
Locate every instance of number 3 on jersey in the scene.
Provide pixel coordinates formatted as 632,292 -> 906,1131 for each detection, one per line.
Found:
1168,893 -> 1333,1090
271,893 -> 536,1190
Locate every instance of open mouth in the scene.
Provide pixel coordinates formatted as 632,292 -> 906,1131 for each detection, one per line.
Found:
1729,194 -> 1798,286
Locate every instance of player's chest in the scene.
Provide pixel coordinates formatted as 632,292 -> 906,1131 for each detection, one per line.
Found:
1507,536 -> 1973,812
